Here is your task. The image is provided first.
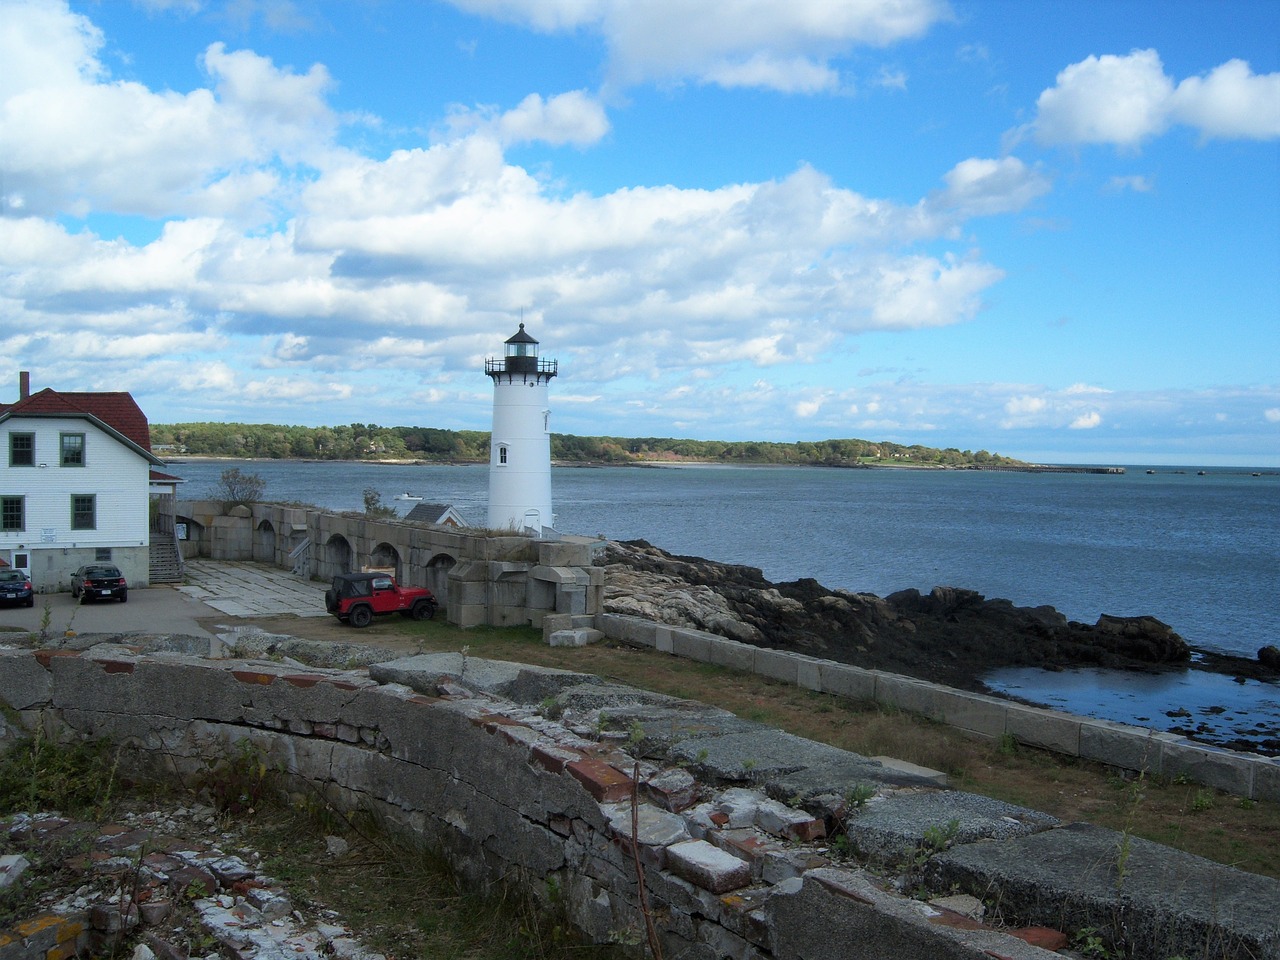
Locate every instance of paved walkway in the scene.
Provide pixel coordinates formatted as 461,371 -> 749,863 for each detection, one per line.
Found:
177,560 -> 328,618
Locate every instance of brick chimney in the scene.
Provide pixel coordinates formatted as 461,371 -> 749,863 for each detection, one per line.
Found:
19,371 -> 29,400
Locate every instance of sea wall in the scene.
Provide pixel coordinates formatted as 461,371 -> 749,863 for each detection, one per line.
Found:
3,643 -> 1275,960
581,613 -> 1280,804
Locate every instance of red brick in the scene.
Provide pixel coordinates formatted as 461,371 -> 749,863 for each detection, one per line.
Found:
321,678 -> 364,691
282,674 -> 326,688
231,670 -> 276,686
95,660 -> 135,674
1008,927 -> 1069,951
531,743 -> 583,774
566,757 -> 634,803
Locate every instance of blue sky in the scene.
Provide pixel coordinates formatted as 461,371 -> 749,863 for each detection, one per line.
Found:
1,0 -> 1277,465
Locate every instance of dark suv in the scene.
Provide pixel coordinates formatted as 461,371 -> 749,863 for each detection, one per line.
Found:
71,564 -> 128,603
325,573 -> 437,628
0,569 -> 34,608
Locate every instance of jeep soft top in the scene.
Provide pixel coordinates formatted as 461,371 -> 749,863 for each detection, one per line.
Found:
325,572 -> 437,627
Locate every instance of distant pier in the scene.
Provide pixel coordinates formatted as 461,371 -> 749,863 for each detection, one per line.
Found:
967,464 -> 1126,475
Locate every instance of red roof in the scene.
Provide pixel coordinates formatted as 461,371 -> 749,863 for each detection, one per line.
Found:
0,387 -> 152,451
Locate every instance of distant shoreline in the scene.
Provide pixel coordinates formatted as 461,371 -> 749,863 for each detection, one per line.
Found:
165,454 -> 1277,475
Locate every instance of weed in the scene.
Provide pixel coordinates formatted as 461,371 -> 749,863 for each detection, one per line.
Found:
1073,927 -> 1117,959
846,783 -> 875,808
199,737 -> 276,815
0,732 -> 123,817
538,695 -> 564,721
921,818 -> 960,854
996,732 -> 1018,756
1191,789 -> 1215,813
626,722 -> 645,750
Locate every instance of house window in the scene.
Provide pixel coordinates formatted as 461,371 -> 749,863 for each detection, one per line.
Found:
95,548 -> 112,561
498,446 -> 508,465
60,433 -> 85,467
1,497 -> 23,531
71,495 -> 96,531
9,433 -> 34,467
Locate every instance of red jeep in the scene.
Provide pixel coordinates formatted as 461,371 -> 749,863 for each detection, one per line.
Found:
325,572 -> 438,628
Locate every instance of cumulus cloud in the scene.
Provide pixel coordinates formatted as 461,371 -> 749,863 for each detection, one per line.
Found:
1070,411 -> 1102,429
928,156 -> 1051,218
0,12 -> 340,219
447,0 -> 947,92
1028,49 -> 1280,147
1265,408 -> 1280,423
449,90 -> 611,146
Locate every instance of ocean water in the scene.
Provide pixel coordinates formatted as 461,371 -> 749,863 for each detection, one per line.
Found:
172,458 -> 1280,748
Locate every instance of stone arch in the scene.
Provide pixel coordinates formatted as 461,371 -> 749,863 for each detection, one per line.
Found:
369,542 -> 401,580
253,519 -> 276,564
426,552 -> 456,608
322,534 -> 354,579
175,515 -> 205,560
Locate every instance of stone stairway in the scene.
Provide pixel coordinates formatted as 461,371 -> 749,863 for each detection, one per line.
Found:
149,537 -> 184,584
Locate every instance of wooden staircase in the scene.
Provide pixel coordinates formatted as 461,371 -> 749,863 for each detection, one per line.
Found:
149,537 -> 184,584
149,497 -> 184,584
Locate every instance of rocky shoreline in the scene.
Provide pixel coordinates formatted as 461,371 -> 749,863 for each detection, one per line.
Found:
600,538 -> 1279,698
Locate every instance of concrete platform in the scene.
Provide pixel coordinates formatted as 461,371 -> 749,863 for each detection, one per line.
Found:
176,560 -> 327,619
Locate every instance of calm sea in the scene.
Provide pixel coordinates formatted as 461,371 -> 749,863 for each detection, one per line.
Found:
172,458 -> 1280,748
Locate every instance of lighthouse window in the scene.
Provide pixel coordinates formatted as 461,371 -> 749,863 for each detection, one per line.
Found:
499,446 -> 508,465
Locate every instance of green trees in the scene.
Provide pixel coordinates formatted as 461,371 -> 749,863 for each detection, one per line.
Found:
152,421 -> 1022,469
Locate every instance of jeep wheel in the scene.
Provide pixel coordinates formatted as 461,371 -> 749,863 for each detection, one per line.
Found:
412,600 -> 436,621
349,605 -> 374,628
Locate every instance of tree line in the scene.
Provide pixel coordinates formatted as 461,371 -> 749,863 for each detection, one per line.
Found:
151,421 -> 1021,468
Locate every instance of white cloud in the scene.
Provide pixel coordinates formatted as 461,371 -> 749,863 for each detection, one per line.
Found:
1170,59 -> 1280,140
1029,49 -> 1280,147
1265,408 -> 1280,423
0,12 -> 340,219
451,90 -> 611,146
929,156 -> 1051,218
1070,411 -> 1102,429
1004,395 -> 1046,416
446,0 -> 948,92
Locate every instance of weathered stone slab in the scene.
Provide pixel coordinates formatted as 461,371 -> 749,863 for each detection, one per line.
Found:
1005,704 -> 1081,755
0,648 -> 52,710
753,648 -> 799,684
930,822 -> 1280,960
1158,739 -> 1256,797
816,662 -> 876,702
666,840 -> 752,893
706,637 -> 755,673
846,791 -> 1058,868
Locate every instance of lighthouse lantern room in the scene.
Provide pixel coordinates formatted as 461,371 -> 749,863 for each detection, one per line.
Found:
485,323 -> 558,535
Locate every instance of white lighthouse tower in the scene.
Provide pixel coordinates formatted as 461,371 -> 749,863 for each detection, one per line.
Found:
486,323 -> 558,535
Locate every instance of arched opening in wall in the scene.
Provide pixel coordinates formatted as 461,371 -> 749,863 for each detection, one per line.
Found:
369,542 -> 401,580
175,515 -> 205,559
253,519 -> 276,564
426,552 -> 456,608
324,534 -> 354,578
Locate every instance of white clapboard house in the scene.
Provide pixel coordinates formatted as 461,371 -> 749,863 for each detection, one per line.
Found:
0,372 -> 167,592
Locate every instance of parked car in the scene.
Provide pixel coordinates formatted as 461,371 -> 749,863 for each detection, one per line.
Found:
0,569 -> 34,608
325,572 -> 437,627
71,564 -> 128,603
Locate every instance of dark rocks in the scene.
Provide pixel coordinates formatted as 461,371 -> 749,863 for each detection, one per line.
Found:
602,539 -> 1194,692
1259,645 -> 1280,669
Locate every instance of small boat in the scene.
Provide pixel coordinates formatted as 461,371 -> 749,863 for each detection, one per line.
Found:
1146,469 -> 1156,475
394,492 -> 424,501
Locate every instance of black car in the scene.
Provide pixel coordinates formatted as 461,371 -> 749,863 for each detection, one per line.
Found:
71,564 -> 128,603
0,569 -> 34,607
